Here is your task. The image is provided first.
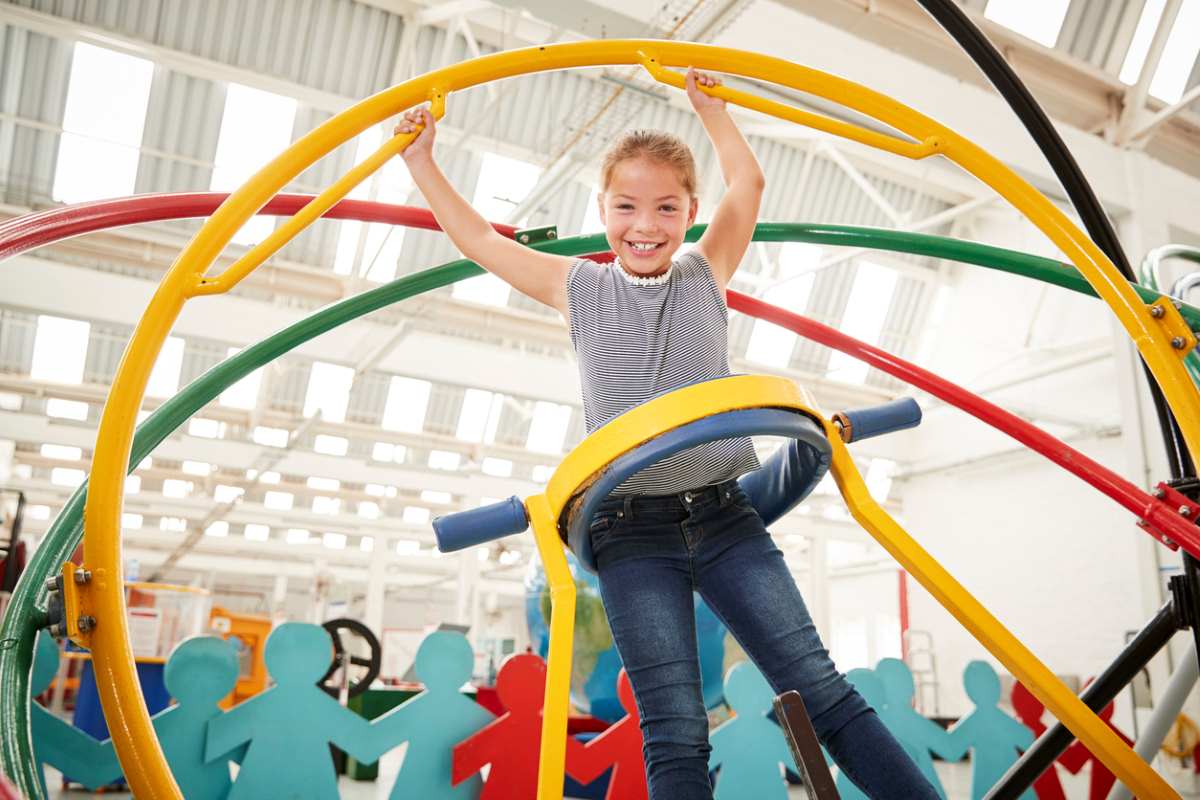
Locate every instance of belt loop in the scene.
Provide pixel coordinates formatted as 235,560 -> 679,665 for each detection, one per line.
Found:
623,495 -> 635,520
720,479 -> 735,507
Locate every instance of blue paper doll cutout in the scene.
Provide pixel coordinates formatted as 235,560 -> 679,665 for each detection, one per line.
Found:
205,622 -> 376,799
876,658 -> 958,799
947,661 -> 1035,800
708,662 -> 797,800
29,631 -> 123,794
833,668 -> 888,800
367,631 -> 494,799
151,636 -> 247,800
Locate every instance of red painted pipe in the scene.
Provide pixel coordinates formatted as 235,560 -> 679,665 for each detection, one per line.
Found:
0,193 -> 518,261
727,289 -> 1200,558
3,195 -> 1192,557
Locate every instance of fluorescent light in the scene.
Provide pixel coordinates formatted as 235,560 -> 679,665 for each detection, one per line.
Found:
825,262 -> 898,384
312,496 -> 341,515
395,539 -> 421,555
746,245 -> 820,368
532,465 -> 554,483
482,457 -> 513,477
420,490 -> 451,504
357,501 -> 381,519
983,0 -> 1069,47
323,532 -> 347,550
258,471 -> 280,484
40,444 -> 82,461
307,476 -> 340,491
359,536 -> 375,552
402,506 -> 430,524
526,402 -> 572,454
244,524 -> 270,542
205,521 -> 229,537
125,475 -> 141,495
211,84 -> 297,245
457,389 -> 502,442
252,426 -> 290,448
188,417 -> 225,438
219,347 -> 262,409
159,516 -> 187,533
1147,1 -> 1200,102
285,528 -> 310,544
499,550 -> 521,566
181,460 -> 212,476
50,468 -> 85,487
32,316 -> 89,384
121,512 -> 142,529
372,442 -> 406,463
45,398 -> 89,421
314,434 -> 348,456
146,337 -> 185,398
303,361 -> 355,424
365,483 -> 388,497
264,491 -> 294,511
162,479 -> 193,498
138,457 -> 153,470
472,152 -> 542,223
28,505 -> 52,520
382,376 -> 431,433
428,450 -> 461,470
0,392 -> 20,411
213,484 -> 244,504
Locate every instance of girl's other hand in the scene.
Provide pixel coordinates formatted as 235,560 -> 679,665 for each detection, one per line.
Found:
395,106 -> 435,164
686,67 -> 725,114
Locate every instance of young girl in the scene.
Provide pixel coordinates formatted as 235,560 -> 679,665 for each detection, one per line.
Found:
397,68 -> 937,800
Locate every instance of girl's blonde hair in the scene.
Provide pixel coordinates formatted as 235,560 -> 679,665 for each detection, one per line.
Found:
600,130 -> 697,197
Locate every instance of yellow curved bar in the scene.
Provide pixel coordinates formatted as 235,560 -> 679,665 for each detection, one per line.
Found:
81,41 -> 1198,798
822,425 -> 1174,798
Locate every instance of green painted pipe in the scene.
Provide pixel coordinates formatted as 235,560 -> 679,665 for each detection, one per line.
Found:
3,222 -> 1198,795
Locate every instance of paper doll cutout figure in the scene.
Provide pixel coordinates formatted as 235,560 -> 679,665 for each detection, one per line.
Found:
946,661 -> 1035,800
1057,684 -> 1134,800
151,636 -> 246,800
452,652 -> 584,800
1010,681 -> 1066,800
29,631 -> 123,795
708,662 -> 798,800
566,669 -> 648,800
368,631 -> 494,799
206,622 -> 375,799
876,657 -> 959,799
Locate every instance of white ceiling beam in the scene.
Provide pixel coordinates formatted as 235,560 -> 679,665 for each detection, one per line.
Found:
1129,83 -> 1200,146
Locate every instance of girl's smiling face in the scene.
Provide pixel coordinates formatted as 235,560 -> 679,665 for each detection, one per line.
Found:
600,157 -> 698,278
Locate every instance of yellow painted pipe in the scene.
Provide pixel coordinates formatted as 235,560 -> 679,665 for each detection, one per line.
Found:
80,41 -> 1195,798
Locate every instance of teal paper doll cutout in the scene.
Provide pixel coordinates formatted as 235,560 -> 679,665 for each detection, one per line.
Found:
205,622 -> 376,799
946,661 -> 1035,800
876,658 -> 958,799
834,668 -> 887,800
708,662 -> 797,800
367,631 -> 495,799
29,631 -> 123,794
151,636 -> 247,800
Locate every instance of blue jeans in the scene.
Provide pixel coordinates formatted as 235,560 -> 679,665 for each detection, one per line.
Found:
589,479 -> 939,800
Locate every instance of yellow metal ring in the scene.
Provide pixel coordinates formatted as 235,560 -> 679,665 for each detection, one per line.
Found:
80,41 -> 1191,799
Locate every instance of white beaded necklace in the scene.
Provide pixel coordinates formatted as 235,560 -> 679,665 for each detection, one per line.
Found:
614,256 -> 674,287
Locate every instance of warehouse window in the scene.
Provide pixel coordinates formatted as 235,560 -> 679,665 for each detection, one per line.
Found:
744,244 -> 821,368
983,0 -> 1070,48
333,126 -> 414,281
31,316 -> 89,384
526,401 -> 572,454
382,376 -> 431,432
304,361 -> 355,423
826,262 -> 898,384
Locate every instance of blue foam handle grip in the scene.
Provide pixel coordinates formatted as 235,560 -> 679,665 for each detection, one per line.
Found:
433,496 -> 528,552
838,397 -> 921,442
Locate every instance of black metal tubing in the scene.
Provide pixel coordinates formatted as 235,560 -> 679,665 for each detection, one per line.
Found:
910,0 -> 1195,481
984,600 -> 1182,799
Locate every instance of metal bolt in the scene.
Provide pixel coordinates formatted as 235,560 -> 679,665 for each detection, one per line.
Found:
1154,488 -> 1166,498
48,623 -> 65,638
1172,336 -> 1188,349
1180,505 -> 1192,517
548,230 -> 557,239
73,569 -> 91,585
1151,305 -> 1166,318
1164,537 -> 1176,549
76,615 -> 97,633
44,576 -> 60,592
519,234 -> 530,244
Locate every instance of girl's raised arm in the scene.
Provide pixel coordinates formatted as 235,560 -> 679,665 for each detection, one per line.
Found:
398,107 -> 574,316
687,69 -> 765,290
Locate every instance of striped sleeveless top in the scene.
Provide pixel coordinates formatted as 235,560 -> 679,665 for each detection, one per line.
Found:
565,250 -> 760,495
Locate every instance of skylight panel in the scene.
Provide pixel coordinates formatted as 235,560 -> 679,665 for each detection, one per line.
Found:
257,471 -> 280,484
452,273 -> 512,307
402,507 -> 430,524
286,528 -> 311,544
396,538 -> 422,555
984,0 -> 1070,47
866,458 -> 897,500
302,361 -> 355,423
358,501 -> 381,520
532,465 -> 554,483
45,398 -> 88,420
219,348 -> 263,410
252,426 -> 290,448
314,434 -> 348,456
372,442 -> 407,463
264,491 -> 294,510
162,479 -> 193,498
211,84 -> 297,245
307,476 -> 340,491
160,517 -> 188,533
53,43 -> 153,203
312,496 -> 341,515
429,450 -> 461,470
205,521 -> 229,537
359,536 -> 375,552
526,402 -> 572,454
188,418 -> 225,439
382,376 -> 432,433
746,244 -> 822,368
456,389 -> 502,443
181,460 -> 212,476
146,337 -> 185,398
333,127 -> 414,281
40,444 -> 82,460
244,524 -> 270,542
122,513 -> 143,529
27,506 -> 52,520
125,475 -> 142,495
51,468 -> 85,488
421,490 -> 451,504
0,393 -> 20,411
826,262 -> 899,384
1120,0 -> 1168,84
1148,1 -> 1200,102
214,485 -> 243,504
579,187 -> 605,235
323,532 -> 347,550
31,316 -> 89,384
482,457 -> 513,477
